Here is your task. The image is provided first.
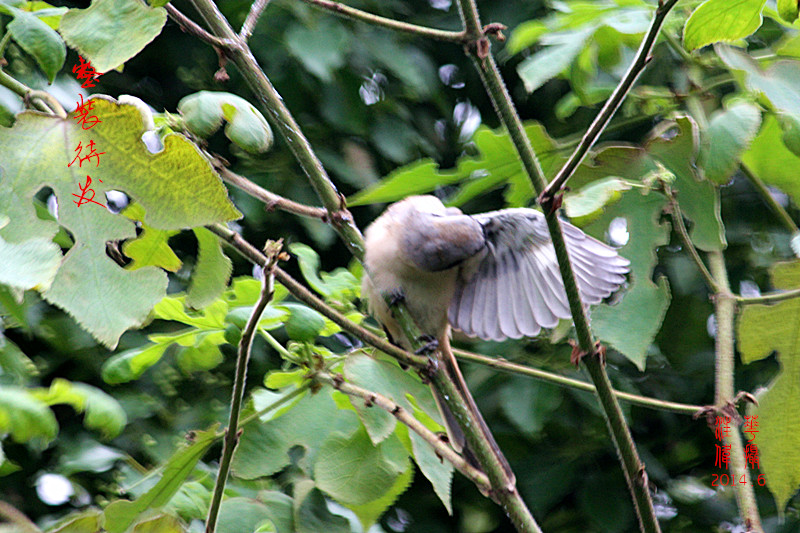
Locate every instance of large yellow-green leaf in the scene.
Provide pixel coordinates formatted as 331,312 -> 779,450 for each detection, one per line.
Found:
737,260 -> 800,513
0,96 -> 240,347
742,115 -> 800,208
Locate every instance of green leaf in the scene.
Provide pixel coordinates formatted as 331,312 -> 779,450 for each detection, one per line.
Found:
346,461 -> 414,530
121,208 -> 181,272
216,496 -> 293,533
737,260 -> 800,513
46,509 -> 104,533
517,27 -> 594,93
0,230 -> 61,292
0,97 -> 239,348
563,177 -> 631,225
7,7 -> 66,82
648,116 -> 725,251
178,92 -> 273,154
778,0 -> 799,22
294,481 -> 350,533
742,114 -> 800,208
314,427 -> 409,506
406,423 -> 453,514
286,19 -> 350,82
780,113 -> 800,157
500,376 -> 563,437
343,354 -> 440,444
699,102 -> 762,184
233,387 -> 360,479
131,514 -> 183,533
102,340 -> 170,384
0,334 -> 38,384
174,332 -> 225,374
33,379 -> 127,438
0,384 -> 58,444
186,227 -> 232,309
59,0 -> 167,73
289,243 -> 359,300
683,0 -> 766,51
718,45 -> 800,119
103,427 -> 217,533
282,303 -> 325,342
349,123 -> 563,208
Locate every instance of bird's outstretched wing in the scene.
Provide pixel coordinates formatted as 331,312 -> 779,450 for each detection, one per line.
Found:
448,208 -> 629,341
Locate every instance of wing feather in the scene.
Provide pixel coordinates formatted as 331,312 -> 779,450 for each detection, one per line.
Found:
449,208 -> 629,341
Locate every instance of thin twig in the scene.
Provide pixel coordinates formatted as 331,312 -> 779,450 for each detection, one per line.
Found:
315,371 -> 491,492
540,0 -> 681,203
165,4 -> 238,49
207,224 -> 427,369
298,0 -> 467,43
216,165 -> 328,220
739,163 -> 799,234
737,287 -> 800,305
0,70 -> 59,115
707,253 -> 764,533
666,189 -> 720,293
453,349 -> 703,415
240,0 -> 271,41
205,241 -> 282,533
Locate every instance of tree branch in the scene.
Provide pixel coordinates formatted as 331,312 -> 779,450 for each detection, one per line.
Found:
315,371 -> 491,492
189,0 -> 365,258
205,241 -> 282,533
240,0 -> 271,42
214,163 -> 328,220
298,0 -> 467,43
453,348 -> 703,415
454,0 -> 662,530
540,0 -> 680,202
707,252 -> 764,533
165,4 -> 238,49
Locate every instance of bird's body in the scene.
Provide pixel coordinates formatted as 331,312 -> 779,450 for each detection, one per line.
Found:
361,195 -> 629,478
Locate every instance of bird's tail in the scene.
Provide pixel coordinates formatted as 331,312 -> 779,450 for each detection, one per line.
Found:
433,336 -> 516,487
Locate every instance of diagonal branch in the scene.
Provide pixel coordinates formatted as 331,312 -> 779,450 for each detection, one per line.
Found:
540,0 -> 681,203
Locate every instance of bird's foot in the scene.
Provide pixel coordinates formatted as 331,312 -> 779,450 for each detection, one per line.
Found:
414,335 -> 439,355
387,288 -> 406,307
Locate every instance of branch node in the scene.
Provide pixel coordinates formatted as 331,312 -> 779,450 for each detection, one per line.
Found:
482,22 -> 507,41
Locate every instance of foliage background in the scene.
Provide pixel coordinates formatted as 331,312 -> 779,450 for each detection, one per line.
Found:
1,0 -> 800,531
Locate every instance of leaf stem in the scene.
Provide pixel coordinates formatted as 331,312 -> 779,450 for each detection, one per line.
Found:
666,189 -> 720,293
205,241 -> 282,533
540,0 -> 681,202
0,70 -> 63,116
315,371 -> 491,491
298,0 -> 467,43
453,348 -> 703,414
707,252 -> 764,533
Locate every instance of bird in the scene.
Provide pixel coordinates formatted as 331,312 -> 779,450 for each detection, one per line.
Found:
361,195 -> 630,481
